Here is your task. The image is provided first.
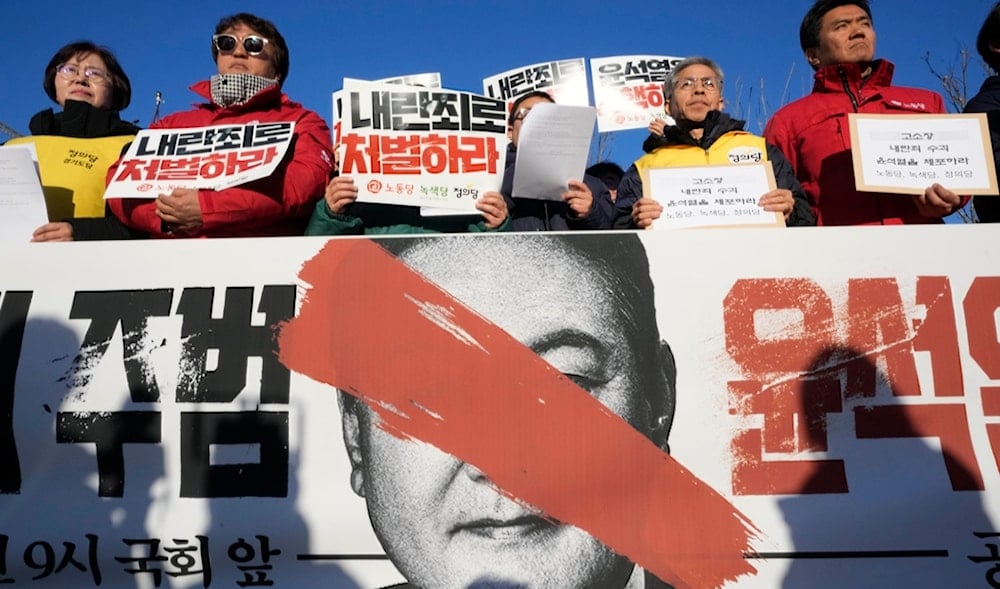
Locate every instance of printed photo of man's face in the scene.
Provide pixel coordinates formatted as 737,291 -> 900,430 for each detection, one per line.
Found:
338,235 -> 675,589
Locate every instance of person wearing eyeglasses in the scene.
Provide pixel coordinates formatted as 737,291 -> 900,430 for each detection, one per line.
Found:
10,41 -> 142,242
104,12 -> 333,238
614,56 -> 816,229
501,91 -> 616,231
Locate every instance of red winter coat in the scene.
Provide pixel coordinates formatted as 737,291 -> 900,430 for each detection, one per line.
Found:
764,60 -> 960,226
107,81 -> 332,237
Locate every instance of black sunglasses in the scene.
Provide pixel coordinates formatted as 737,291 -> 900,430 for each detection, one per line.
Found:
213,34 -> 270,56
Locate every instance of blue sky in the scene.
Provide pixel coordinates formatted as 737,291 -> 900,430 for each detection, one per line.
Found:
1,0 -> 991,219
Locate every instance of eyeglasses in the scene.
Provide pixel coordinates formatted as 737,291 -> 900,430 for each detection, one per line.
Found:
673,77 -> 721,93
56,63 -> 110,85
213,34 -> 270,56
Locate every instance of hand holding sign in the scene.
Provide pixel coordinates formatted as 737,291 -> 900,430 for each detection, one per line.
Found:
156,188 -> 204,236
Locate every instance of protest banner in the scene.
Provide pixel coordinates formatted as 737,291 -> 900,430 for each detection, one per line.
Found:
376,72 -> 442,88
1,226 -> 998,588
590,55 -> 683,132
483,59 -> 590,108
103,123 -> 295,198
643,162 -> 784,229
338,79 -> 508,211
848,113 -> 999,195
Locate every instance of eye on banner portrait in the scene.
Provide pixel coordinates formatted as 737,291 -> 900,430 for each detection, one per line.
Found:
0,226 -> 998,588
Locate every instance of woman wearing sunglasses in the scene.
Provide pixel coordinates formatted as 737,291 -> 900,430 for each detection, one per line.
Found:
13,40 -> 142,241
104,12 -> 333,238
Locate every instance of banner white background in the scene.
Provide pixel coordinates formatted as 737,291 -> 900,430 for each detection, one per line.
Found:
1,226 -> 998,588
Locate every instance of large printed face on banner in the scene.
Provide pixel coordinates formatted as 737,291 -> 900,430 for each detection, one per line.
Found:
338,235 -> 671,589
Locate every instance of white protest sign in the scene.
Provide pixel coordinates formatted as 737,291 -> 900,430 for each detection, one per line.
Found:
644,162 -> 783,229
104,123 -> 295,199
849,113 -> 999,194
376,72 -> 442,88
339,79 -> 508,211
590,55 -> 683,132
483,58 -> 590,108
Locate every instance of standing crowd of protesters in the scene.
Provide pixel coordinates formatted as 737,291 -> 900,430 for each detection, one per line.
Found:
14,1 -> 1000,245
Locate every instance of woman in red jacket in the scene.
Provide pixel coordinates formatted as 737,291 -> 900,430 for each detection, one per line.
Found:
106,13 -> 333,238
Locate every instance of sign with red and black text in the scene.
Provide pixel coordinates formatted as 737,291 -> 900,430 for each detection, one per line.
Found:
590,54 -> 683,132
1,226 -> 998,588
338,80 -> 508,211
103,123 -> 294,199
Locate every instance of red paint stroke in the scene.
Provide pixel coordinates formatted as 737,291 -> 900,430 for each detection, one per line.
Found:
278,238 -> 759,588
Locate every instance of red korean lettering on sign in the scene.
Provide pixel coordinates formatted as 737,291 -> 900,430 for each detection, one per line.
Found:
724,276 -> 997,496
341,133 -> 499,176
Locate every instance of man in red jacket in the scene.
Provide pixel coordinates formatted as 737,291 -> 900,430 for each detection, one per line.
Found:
106,13 -> 333,237
764,0 -> 964,226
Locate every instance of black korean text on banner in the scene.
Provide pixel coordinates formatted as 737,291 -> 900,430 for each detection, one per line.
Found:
482,59 -> 589,106
53,286 -> 295,498
0,291 -> 31,494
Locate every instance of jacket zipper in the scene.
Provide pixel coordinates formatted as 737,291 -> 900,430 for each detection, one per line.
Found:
838,66 -> 860,112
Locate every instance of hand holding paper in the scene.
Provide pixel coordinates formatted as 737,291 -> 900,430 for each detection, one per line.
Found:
758,189 -> 795,221
912,183 -> 962,218
562,179 -> 593,218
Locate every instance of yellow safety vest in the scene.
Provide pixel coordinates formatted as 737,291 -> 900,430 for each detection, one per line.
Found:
634,131 -> 768,173
7,134 -> 134,220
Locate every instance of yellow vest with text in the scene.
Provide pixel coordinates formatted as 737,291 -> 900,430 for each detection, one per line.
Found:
6,134 -> 134,220
634,131 -> 768,176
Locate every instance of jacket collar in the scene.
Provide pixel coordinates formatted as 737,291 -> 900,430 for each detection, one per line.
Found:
28,99 -> 139,138
643,110 -> 746,152
812,58 -> 895,94
188,79 -> 287,112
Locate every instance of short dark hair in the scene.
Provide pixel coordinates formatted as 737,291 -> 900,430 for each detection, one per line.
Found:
799,0 -> 873,52
586,162 -> 625,185
43,41 -> 132,112
508,90 -> 554,126
977,2 -> 1000,73
213,13 -> 289,86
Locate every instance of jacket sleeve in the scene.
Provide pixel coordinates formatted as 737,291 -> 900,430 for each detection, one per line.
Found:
767,143 -> 816,227
467,215 -> 510,233
763,113 -> 798,179
965,98 -> 1000,222
68,211 -> 148,240
107,107 -> 333,237
304,199 -> 364,235
612,164 -> 642,229
568,174 -> 616,229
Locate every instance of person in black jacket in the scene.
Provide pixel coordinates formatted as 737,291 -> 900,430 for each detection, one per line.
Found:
501,91 -> 616,231
17,40 -> 146,241
967,2 -> 1000,223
